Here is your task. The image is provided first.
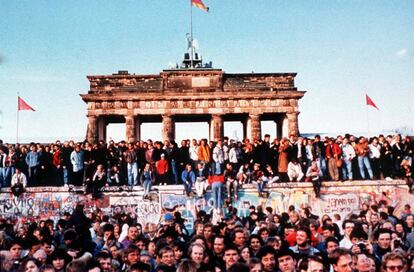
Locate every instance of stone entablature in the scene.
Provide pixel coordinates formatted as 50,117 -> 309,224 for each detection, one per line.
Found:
86,69 -> 297,93
86,97 -> 299,115
81,69 -> 305,143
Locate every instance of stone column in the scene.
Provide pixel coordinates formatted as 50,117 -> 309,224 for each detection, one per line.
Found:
286,112 -> 300,137
162,114 -> 175,142
210,114 -> 224,141
86,115 -> 97,144
248,114 -> 261,141
125,114 -> 136,143
97,117 -> 107,142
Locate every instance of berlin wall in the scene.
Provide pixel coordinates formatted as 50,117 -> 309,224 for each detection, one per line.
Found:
1,180 -> 413,233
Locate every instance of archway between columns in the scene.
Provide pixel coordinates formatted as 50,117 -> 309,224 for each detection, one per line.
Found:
140,123 -> 162,141
106,123 -> 125,143
96,115 -> 126,142
261,113 -> 288,140
175,122 -> 209,143
223,121 -> 244,142
139,115 -> 163,141
90,112 -> 292,144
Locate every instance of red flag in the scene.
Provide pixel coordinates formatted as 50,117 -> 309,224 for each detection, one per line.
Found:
18,96 -> 35,111
365,94 -> 379,110
192,0 -> 209,12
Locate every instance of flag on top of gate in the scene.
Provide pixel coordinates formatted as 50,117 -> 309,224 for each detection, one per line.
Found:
365,94 -> 379,110
18,96 -> 35,111
192,0 -> 209,12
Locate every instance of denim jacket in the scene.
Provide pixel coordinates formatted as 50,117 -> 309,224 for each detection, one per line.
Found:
25,151 -> 39,167
181,170 -> 195,185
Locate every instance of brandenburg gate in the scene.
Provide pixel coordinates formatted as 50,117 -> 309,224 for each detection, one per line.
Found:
81,69 -> 305,143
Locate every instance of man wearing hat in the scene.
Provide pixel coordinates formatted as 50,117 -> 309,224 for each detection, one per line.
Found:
164,213 -> 174,225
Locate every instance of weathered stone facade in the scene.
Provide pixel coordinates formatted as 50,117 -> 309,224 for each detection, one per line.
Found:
80,69 -> 305,143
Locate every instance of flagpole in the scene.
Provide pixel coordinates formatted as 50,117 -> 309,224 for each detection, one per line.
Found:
366,100 -> 370,135
16,92 -> 19,143
190,0 -> 194,68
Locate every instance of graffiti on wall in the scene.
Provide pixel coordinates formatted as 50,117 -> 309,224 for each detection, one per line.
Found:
313,193 -> 360,221
109,195 -> 161,227
0,181 -> 413,232
0,192 -> 85,220
158,189 -> 312,232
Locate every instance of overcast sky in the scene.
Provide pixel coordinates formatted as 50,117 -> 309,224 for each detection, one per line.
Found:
1,1 -> 413,143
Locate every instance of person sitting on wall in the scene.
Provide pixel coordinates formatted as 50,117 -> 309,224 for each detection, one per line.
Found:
287,158 -> 304,182
237,162 -> 251,185
251,163 -> 266,197
306,161 -> 322,197
108,164 -> 121,185
141,163 -> 155,199
194,161 -> 209,198
224,162 -> 238,202
263,164 -> 280,185
11,168 -> 27,197
181,163 -> 195,197
86,164 -> 106,198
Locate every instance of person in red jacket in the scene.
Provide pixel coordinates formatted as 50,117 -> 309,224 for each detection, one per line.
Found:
155,153 -> 169,185
326,138 -> 342,181
52,144 -> 63,186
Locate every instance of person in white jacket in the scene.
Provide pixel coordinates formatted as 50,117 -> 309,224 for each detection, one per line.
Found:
11,168 -> 27,188
11,168 -> 27,197
228,143 -> 241,169
189,139 -> 199,167
369,137 -> 382,179
341,138 -> 356,180
288,159 -> 304,182
212,140 -> 225,175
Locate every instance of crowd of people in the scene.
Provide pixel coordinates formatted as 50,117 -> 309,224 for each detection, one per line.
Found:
0,196 -> 414,271
0,133 -> 413,200
0,135 -> 414,271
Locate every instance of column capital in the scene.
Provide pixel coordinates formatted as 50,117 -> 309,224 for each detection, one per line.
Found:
211,114 -> 223,120
125,114 -> 135,120
286,111 -> 300,116
86,114 -> 97,119
162,114 -> 173,119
